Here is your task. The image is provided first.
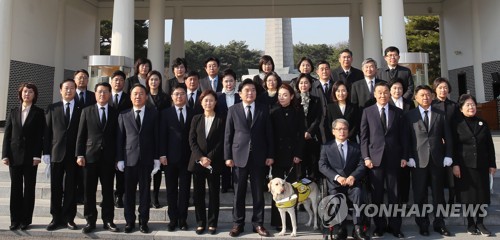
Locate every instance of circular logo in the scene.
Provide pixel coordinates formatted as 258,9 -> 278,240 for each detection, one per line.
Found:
318,193 -> 348,227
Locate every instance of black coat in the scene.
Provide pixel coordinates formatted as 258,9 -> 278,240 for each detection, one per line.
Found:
188,113 -> 226,173
160,106 -> 194,166
147,91 -> 171,111
330,66 -> 364,91
270,105 -> 305,168
325,102 -> 360,142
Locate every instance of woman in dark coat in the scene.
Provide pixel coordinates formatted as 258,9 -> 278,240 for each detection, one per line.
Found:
452,94 -> 497,236
166,57 -> 188,95
269,83 -> 305,229
294,73 -> 322,180
257,71 -> 281,110
252,55 -> 274,96
188,90 -> 226,235
325,80 -> 360,143
289,57 -> 317,89
2,83 -> 45,230
146,70 -> 171,208
125,57 -> 152,93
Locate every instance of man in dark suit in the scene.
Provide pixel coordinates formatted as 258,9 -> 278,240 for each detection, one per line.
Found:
360,82 -> 407,238
377,46 -> 414,100
159,84 -> 194,232
186,71 -> 203,114
109,70 -> 133,208
310,60 -> 334,144
200,57 -> 223,92
43,79 -> 82,231
116,84 -> 160,234
330,49 -> 364,91
74,69 -> 97,108
76,82 -> 119,233
224,79 -> 274,237
351,58 -> 385,110
406,85 -> 453,237
319,118 -> 367,240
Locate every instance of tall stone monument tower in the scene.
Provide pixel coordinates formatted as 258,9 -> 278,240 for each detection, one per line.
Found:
265,18 -> 294,72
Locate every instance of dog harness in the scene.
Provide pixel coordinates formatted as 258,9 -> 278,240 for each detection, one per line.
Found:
275,182 -> 312,208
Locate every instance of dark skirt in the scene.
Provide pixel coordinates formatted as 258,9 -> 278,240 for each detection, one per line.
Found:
455,166 -> 491,204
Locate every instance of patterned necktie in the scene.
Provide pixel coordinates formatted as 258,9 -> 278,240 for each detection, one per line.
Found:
100,107 -> 106,127
369,80 -> 374,97
135,110 -> 141,129
323,83 -> 328,94
390,68 -> 397,79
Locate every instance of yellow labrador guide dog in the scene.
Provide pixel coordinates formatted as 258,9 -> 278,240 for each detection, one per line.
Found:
268,177 -> 319,237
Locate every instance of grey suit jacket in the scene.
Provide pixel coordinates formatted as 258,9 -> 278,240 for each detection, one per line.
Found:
406,107 -> 453,168
377,65 -> 414,100
350,78 -> 384,109
319,141 -> 366,189
200,75 -> 223,92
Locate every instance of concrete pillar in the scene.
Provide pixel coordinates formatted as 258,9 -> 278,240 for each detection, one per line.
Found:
349,2 -> 363,69
362,0 -> 382,65
265,18 -> 294,70
95,15 -> 101,55
111,0 -> 134,60
0,0 -> 13,120
381,0 -> 407,52
53,0 -> 66,101
148,0 -> 165,76
439,15 -> 448,79
471,0 -> 485,102
170,5 -> 185,71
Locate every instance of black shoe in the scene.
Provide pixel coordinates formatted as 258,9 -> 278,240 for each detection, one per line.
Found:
114,195 -> 124,208
419,226 -> 429,236
152,200 -> 161,209
353,226 -> 369,240
67,221 -> 78,230
179,220 -> 188,230
196,226 -> 205,235
476,223 -> 491,236
208,227 -> 217,235
82,223 -> 96,233
392,230 -> 405,238
372,228 -> 384,237
140,224 -> 149,233
46,220 -> 60,231
103,222 -> 119,232
19,223 -> 29,230
275,226 -> 282,232
467,224 -> 480,235
229,225 -> 243,237
434,226 -> 451,236
9,222 -> 20,231
167,222 -> 177,232
124,224 -> 135,233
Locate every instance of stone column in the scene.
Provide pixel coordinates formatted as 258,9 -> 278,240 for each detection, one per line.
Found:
0,0 -> 13,120
111,0 -> 134,61
381,0 -> 407,52
170,5 -> 185,70
148,0 -> 165,79
265,18 -> 294,71
54,0 -> 66,101
362,0 -> 382,65
349,2 -> 363,69
472,0 -> 485,102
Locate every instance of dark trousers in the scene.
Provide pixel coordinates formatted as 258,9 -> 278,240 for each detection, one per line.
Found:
232,154 -> 266,228
270,165 -> 297,227
152,166 -> 165,202
50,158 -> 77,223
330,185 -> 363,226
124,164 -> 152,225
221,166 -> 233,191
114,170 -> 124,197
368,164 -> 401,231
9,164 -> 38,225
412,162 -> 446,228
302,139 -> 321,180
75,167 -> 84,203
399,167 -> 411,203
165,162 -> 191,223
193,171 -> 221,228
83,161 -> 115,224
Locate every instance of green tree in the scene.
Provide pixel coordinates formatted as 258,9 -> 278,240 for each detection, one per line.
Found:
214,40 -> 261,79
293,41 -> 349,71
99,20 -> 149,61
184,40 -> 217,73
406,16 -> 440,82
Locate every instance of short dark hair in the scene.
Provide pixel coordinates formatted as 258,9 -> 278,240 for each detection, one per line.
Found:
74,69 -> 89,77
94,82 -> 112,92
222,68 -> 237,80
316,60 -> 331,69
171,84 -> 187,94
134,58 -> 152,75
384,46 -> 400,56
111,70 -> 126,80
204,57 -> 220,67
259,55 -> 275,72
331,81 -> 348,102
296,57 -> 315,73
199,89 -> 218,104
294,73 -> 314,93
130,83 -> 148,94
374,81 -> 390,91
185,70 -> 200,80
146,70 -> 163,93
339,49 -> 353,57
414,85 -> 433,95
238,78 -> 256,92
59,79 -> 76,89
171,57 -> 188,71
263,72 -> 282,90
18,83 -> 38,104
458,94 -> 477,109
389,77 -> 407,93
432,77 -> 452,93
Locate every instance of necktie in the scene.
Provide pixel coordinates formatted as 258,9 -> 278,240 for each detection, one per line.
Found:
79,92 -> 84,105
389,68 -> 397,79
179,107 -> 185,129
381,107 -> 387,133
423,110 -> 429,131
369,80 -> 374,97
211,79 -> 216,91
114,94 -> 119,106
135,110 -> 141,129
246,105 -> 252,127
323,83 -> 328,94
345,71 -> 350,77
339,143 -> 345,167
188,93 -> 194,108
100,107 -> 106,127
65,102 -> 70,126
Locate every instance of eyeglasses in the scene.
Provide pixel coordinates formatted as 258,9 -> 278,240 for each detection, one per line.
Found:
173,92 -> 186,97
464,103 -> 476,108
